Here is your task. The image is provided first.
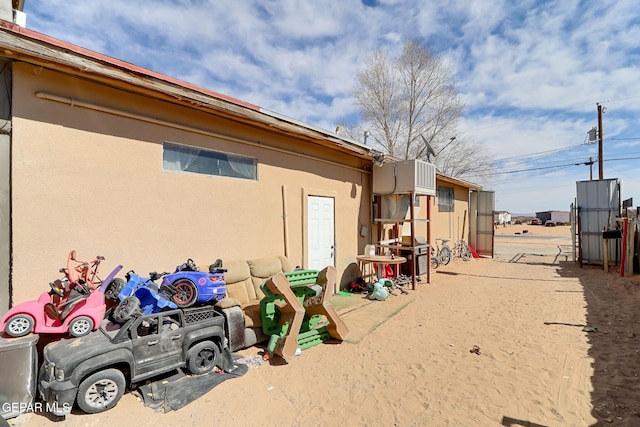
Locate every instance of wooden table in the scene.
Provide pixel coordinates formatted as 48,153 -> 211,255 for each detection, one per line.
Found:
356,255 -> 407,282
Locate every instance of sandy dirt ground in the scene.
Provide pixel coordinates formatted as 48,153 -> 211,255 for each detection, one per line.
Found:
7,224 -> 640,426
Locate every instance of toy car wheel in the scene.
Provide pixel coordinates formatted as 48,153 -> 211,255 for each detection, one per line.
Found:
69,316 -> 94,337
113,296 -> 141,323
171,279 -> 198,307
104,278 -> 126,301
186,340 -> 220,375
5,314 -> 34,337
76,368 -> 125,414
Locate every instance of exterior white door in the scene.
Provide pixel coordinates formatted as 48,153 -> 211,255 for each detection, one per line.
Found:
307,196 -> 335,270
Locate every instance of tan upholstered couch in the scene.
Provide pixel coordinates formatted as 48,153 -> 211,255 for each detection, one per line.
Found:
214,255 -> 294,351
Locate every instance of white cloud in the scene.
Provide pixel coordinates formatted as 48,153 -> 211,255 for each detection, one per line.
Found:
22,0 -> 640,212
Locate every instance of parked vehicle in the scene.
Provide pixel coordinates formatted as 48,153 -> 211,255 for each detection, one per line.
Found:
38,305 -> 229,415
530,219 -> 541,225
163,258 -> 227,308
545,221 -> 557,227
1,251 -> 122,338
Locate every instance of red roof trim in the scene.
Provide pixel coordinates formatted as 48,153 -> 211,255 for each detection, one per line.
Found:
0,20 -> 261,111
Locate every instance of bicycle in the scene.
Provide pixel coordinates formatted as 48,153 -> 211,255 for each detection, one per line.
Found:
431,238 -> 452,269
453,239 -> 472,261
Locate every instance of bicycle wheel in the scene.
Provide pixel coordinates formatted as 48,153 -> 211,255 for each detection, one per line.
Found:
440,246 -> 451,265
431,255 -> 439,269
452,244 -> 461,259
461,245 -> 472,261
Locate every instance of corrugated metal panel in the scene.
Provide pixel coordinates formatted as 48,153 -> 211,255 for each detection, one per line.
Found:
576,178 -> 621,263
476,191 -> 495,257
469,190 -> 494,257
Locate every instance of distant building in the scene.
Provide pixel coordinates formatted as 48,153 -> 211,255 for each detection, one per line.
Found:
494,211 -> 511,225
536,210 -> 570,225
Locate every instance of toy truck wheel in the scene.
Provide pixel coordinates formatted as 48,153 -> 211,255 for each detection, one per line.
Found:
186,341 -> 220,375
171,279 -> 198,308
104,278 -> 126,300
5,314 -> 34,337
113,296 -> 141,323
69,316 -> 94,337
76,368 -> 125,414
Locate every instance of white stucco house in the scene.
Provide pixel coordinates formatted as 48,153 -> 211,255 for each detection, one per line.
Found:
494,211 -> 511,225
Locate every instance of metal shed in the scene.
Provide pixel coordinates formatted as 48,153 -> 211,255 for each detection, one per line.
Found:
576,178 -> 621,264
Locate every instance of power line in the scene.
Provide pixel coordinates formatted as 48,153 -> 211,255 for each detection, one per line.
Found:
489,139 -> 640,173
492,143 -> 587,163
489,163 -> 575,176
603,156 -> 640,162
469,155 -> 640,176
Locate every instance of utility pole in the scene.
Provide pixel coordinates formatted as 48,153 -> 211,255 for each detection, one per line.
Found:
597,103 -> 604,179
589,157 -> 593,180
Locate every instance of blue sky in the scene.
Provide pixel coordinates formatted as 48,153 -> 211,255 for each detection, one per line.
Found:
22,0 -> 640,214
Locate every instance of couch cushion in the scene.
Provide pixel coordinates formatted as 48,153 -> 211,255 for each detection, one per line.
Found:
248,256 -> 287,300
225,281 -> 251,306
247,256 -> 285,278
219,256 -> 294,307
224,259 -> 257,302
242,304 -> 262,328
277,256 -> 293,273
224,259 -> 252,283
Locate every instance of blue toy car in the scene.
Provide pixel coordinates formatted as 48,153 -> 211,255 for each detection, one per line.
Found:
162,259 -> 227,308
111,271 -> 178,323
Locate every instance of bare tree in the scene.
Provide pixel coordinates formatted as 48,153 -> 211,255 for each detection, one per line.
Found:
352,38 -> 492,181
435,134 -> 494,183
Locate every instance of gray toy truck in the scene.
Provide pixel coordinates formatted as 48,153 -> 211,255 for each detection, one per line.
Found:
38,305 -> 229,415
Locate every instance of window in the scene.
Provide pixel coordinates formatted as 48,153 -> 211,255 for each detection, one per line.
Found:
163,141 -> 257,180
161,313 -> 181,332
437,186 -> 454,212
137,318 -> 158,337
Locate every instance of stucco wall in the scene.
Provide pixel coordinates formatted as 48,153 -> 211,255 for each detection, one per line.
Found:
0,132 -> 9,313
9,63 -> 371,302
427,183 -> 472,242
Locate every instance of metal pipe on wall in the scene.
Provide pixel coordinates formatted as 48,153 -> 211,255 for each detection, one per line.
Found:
282,185 -> 289,258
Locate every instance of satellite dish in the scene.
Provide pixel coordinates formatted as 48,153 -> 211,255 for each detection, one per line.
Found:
420,135 -> 436,161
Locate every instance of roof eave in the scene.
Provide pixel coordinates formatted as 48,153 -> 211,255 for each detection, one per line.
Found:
0,20 -> 373,160
436,172 -> 482,190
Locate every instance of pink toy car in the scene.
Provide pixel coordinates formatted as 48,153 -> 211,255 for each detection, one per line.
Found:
1,251 -> 122,338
